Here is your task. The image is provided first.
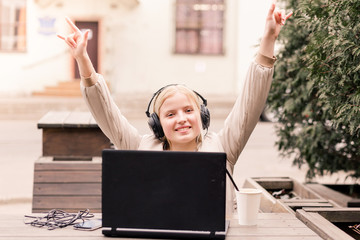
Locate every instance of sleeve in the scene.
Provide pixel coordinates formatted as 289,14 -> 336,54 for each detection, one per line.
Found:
218,55 -> 275,167
80,73 -> 142,150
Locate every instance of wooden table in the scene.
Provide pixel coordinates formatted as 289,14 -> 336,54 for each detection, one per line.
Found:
0,213 -> 322,239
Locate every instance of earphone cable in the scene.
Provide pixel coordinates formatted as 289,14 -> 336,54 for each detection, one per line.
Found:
24,209 -> 94,230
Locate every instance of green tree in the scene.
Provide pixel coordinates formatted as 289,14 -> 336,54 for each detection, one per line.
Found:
268,0 -> 360,180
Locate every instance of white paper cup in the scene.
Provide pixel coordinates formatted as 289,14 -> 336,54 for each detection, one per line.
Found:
235,188 -> 262,225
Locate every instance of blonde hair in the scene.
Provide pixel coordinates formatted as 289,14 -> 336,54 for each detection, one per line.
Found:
152,85 -> 203,150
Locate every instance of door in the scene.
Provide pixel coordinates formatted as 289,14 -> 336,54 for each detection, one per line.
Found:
74,21 -> 99,79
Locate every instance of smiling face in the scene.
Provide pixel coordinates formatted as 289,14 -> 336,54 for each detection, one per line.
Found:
158,91 -> 202,151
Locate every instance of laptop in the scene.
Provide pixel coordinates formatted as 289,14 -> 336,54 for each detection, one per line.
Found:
101,150 -> 228,239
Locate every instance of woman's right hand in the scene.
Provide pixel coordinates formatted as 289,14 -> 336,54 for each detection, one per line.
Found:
57,17 -> 90,61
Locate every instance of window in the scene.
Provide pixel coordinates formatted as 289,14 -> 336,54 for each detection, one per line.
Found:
175,0 -> 225,55
0,0 -> 27,52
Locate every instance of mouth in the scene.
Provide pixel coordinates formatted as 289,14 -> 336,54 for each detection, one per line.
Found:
175,126 -> 191,132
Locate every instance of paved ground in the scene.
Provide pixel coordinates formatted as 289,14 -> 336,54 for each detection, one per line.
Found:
0,97 -> 351,215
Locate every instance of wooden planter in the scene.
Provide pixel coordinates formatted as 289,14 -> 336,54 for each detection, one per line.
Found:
297,208 -> 360,240
32,111 -> 111,213
243,177 -> 338,214
37,111 -> 111,159
306,183 -> 360,207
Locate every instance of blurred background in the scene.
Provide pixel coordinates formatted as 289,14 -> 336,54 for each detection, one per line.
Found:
0,0 -> 349,215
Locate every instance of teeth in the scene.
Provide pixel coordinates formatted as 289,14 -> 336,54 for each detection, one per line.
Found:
177,127 -> 189,131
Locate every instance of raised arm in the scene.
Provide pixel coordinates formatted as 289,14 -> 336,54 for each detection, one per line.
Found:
219,0 -> 292,167
57,17 -> 97,87
57,17 -> 142,150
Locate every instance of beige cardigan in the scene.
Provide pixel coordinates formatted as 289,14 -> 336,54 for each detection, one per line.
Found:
80,54 -> 275,218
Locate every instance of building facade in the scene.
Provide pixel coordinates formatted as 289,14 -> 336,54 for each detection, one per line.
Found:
0,0 -> 270,97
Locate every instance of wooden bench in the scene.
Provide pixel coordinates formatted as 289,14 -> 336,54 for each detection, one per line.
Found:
306,183 -> 360,207
32,157 -> 102,213
297,208 -> 360,240
243,177 -> 339,214
32,111 -> 111,213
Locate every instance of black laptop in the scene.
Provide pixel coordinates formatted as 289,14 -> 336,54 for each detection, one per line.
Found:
101,150 -> 228,239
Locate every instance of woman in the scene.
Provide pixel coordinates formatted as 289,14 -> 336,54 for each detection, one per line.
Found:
58,0 -> 292,217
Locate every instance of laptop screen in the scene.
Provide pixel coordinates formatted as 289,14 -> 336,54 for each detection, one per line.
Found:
102,150 -> 226,233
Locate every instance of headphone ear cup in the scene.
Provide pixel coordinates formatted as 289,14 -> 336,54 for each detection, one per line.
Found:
200,104 -> 210,130
148,113 -> 164,139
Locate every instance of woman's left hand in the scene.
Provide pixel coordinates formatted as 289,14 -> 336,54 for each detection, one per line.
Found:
264,0 -> 293,40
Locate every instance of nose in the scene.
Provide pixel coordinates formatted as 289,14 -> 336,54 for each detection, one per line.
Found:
176,111 -> 187,124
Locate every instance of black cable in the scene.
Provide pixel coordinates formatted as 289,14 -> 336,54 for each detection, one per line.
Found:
24,209 -> 94,230
226,169 -> 239,192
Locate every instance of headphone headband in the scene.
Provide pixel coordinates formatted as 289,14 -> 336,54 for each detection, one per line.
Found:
145,84 -> 207,118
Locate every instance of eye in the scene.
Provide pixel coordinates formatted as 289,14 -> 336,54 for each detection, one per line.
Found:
185,108 -> 193,113
166,112 -> 174,117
